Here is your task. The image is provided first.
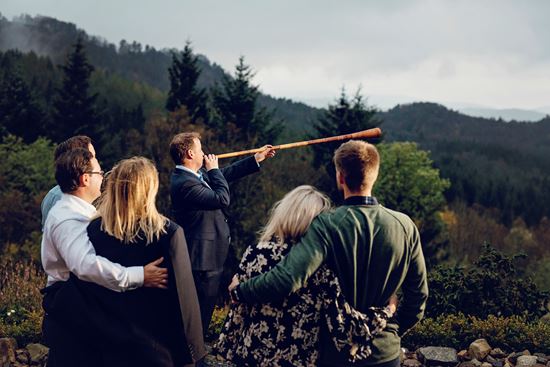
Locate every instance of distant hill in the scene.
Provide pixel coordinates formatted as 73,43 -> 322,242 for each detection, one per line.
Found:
459,107 -> 548,122
2,14 -> 548,224
0,14 -> 323,136
380,102 -> 550,224
381,102 -> 550,175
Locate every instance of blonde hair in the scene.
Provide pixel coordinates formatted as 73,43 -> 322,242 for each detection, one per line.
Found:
97,157 -> 167,244
259,185 -> 331,245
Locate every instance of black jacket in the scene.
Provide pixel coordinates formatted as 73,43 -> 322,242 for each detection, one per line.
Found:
170,156 -> 260,271
42,219 -> 206,367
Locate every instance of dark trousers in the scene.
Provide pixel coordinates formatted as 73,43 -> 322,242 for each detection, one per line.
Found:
192,268 -> 224,335
318,357 -> 401,367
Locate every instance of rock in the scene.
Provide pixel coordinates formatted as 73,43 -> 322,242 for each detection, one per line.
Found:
0,338 -> 17,365
540,312 -> 550,324
504,363 -> 512,367
417,346 -> 458,366
516,355 -> 538,367
400,348 -> 407,362
482,363 -> 493,367
491,349 -> 507,359
459,360 -> 483,367
509,353 -> 524,364
532,354 -> 547,364
404,359 -> 423,367
487,356 -> 504,367
16,348 -> 30,364
469,339 -> 492,361
459,350 -> 472,361
522,350 -> 532,356
26,343 -> 48,365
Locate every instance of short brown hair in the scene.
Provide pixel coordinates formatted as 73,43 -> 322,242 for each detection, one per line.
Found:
333,140 -> 380,192
54,135 -> 92,161
55,148 -> 94,193
169,132 -> 201,164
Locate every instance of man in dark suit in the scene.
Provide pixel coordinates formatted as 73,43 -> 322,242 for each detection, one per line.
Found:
169,132 -> 275,333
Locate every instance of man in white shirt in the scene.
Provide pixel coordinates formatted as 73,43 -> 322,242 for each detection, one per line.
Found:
41,136 -> 93,228
41,147 -> 168,366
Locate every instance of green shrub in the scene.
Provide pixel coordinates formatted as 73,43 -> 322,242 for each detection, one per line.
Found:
403,313 -> 550,353
0,310 -> 43,346
0,260 -> 45,345
427,243 -> 549,320
207,304 -> 230,339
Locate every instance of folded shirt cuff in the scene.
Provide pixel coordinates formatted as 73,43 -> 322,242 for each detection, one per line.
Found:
127,266 -> 144,290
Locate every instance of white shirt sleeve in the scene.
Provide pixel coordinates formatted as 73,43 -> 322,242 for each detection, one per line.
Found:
51,218 -> 144,292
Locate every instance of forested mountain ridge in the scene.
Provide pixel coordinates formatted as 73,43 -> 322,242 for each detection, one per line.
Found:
382,102 -> 550,173
0,14 -> 324,134
1,13 -> 549,226
381,102 -> 550,225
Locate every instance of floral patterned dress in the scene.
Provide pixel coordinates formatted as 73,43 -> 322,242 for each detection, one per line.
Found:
213,238 -> 393,366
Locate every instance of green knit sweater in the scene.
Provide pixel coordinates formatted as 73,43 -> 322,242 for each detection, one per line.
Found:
239,200 -> 429,366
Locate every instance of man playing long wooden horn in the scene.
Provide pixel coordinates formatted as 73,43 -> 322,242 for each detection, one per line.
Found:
169,132 -> 276,335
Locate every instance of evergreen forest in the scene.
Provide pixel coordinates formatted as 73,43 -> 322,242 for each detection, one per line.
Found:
0,14 -> 549,349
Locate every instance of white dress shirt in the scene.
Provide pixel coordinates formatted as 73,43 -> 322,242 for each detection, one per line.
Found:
41,193 -> 144,291
176,164 -> 201,178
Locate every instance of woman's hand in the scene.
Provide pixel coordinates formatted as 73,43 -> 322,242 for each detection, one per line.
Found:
228,274 -> 240,291
228,274 -> 241,304
388,294 -> 399,314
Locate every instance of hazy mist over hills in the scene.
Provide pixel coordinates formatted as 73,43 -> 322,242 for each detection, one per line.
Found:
458,107 -> 548,122
2,13 -> 549,125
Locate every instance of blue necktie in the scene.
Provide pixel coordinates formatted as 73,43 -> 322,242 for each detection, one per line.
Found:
198,173 -> 211,188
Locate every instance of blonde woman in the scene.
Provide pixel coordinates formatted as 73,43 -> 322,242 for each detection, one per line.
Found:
214,185 -> 396,366
66,157 -> 206,367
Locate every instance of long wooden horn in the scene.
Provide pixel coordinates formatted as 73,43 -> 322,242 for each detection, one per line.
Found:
216,127 -> 382,159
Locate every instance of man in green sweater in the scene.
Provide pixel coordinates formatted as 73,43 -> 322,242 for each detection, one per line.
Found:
230,140 -> 428,367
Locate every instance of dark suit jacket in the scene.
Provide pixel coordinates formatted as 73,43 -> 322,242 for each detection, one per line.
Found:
170,156 -> 260,271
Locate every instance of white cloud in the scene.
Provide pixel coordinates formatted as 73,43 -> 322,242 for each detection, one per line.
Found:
2,0 -> 550,109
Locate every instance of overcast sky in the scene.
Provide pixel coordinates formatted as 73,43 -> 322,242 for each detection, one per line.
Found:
2,0 -> 550,111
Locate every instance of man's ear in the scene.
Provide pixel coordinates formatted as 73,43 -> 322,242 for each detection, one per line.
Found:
336,170 -> 345,186
79,173 -> 90,188
185,148 -> 194,160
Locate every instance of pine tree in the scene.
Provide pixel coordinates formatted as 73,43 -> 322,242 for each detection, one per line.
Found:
212,56 -> 282,147
0,67 -> 45,142
209,57 -> 283,267
311,87 -> 381,200
53,37 -> 98,142
166,42 -> 208,124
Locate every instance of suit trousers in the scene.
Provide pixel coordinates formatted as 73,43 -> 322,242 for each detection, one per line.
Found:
192,268 -> 224,335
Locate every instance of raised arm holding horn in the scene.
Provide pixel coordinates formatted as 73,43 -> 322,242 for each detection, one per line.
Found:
216,127 -> 382,159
